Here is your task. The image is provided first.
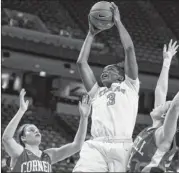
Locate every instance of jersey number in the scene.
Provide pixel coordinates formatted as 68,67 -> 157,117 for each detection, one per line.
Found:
107,93 -> 116,106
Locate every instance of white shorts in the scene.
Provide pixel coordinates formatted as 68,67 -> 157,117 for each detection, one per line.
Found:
73,136 -> 133,172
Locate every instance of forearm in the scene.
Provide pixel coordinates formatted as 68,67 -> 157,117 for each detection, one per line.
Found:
73,116 -> 88,146
172,92 -> 179,108
76,32 -> 97,91
155,59 -> 171,107
163,92 -> 179,141
77,32 -> 94,63
116,20 -> 138,79
155,65 -> 169,98
116,20 -> 134,51
2,109 -> 25,140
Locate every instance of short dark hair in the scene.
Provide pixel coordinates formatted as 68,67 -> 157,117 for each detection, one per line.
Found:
115,64 -> 125,75
111,64 -> 125,81
16,124 -> 30,147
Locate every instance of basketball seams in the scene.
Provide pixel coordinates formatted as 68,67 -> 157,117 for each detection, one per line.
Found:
90,9 -> 112,13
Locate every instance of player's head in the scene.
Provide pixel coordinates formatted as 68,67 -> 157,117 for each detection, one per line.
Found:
17,124 -> 41,147
100,64 -> 125,87
150,101 -> 171,126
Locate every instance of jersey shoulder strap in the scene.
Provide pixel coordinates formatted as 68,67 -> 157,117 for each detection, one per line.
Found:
41,151 -> 52,164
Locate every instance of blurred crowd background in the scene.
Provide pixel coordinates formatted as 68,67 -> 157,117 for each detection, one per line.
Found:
1,0 -> 179,172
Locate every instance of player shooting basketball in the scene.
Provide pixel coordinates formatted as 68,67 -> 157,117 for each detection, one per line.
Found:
2,89 -> 91,172
73,2 -> 139,172
127,40 -> 179,172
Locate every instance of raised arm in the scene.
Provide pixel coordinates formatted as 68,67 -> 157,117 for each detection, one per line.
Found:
45,94 -> 91,164
154,40 -> 178,108
77,31 -> 96,92
111,2 -> 138,80
162,92 -> 179,144
77,19 -> 104,92
2,89 -> 29,158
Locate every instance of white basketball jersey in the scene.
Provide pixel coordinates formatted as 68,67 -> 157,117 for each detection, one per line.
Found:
88,75 -> 139,139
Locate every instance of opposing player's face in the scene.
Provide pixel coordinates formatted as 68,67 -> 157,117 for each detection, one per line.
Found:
151,106 -> 165,123
100,65 -> 124,87
22,125 -> 41,146
150,101 -> 171,122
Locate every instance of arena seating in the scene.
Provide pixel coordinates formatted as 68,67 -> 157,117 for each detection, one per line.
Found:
58,113 -> 92,135
2,0 -> 179,66
62,0 -> 177,66
151,1 -> 179,39
61,0 -> 178,65
2,0 -> 84,38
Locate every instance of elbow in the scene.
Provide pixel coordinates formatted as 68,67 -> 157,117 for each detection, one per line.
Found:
171,102 -> 179,113
72,141 -> 84,151
76,61 -> 88,69
2,133 -> 7,141
155,85 -> 165,93
2,135 -> 11,143
76,60 -> 82,64
172,93 -> 179,109
155,88 -> 166,99
126,44 -> 134,51
76,60 -> 87,65
155,86 -> 160,94
2,131 -> 13,143
76,61 -> 83,68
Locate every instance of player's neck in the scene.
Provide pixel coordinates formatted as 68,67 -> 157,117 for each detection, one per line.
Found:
105,80 -> 121,88
152,120 -> 162,128
25,144 -> 40,153
113,80 -> 122,84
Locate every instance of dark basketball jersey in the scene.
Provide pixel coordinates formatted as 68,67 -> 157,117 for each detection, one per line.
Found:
11,149 -> 52,172
166,149 -> 179,172
127,127 -> 177,173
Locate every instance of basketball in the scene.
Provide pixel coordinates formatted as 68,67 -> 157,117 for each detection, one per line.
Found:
89,1 -> 114,30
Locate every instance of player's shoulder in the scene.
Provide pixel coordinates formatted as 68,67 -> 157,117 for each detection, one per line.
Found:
95,86 -> 105,94
98,86 -> 106,90
138,126 -> 155,137
124,75 -> 140,93
137,127 -> 148,137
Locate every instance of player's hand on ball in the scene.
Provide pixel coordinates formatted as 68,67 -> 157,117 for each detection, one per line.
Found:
163,39 -> 178,60
110,2 -> 121,25
88,15 -> 103,36
79,94 -> 91,118
19,89 -> 29,112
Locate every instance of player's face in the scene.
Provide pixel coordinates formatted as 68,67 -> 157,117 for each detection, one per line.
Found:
150,104 -> 169,125
22,125 -> 41,146
100,65 -> 124,87
151,106 -> 164,120
150,102 -> 170,123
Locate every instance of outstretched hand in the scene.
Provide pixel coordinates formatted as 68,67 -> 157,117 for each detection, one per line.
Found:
79,94 -> 91,118
19,89 -> 29,112
163,39 -> 178,60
